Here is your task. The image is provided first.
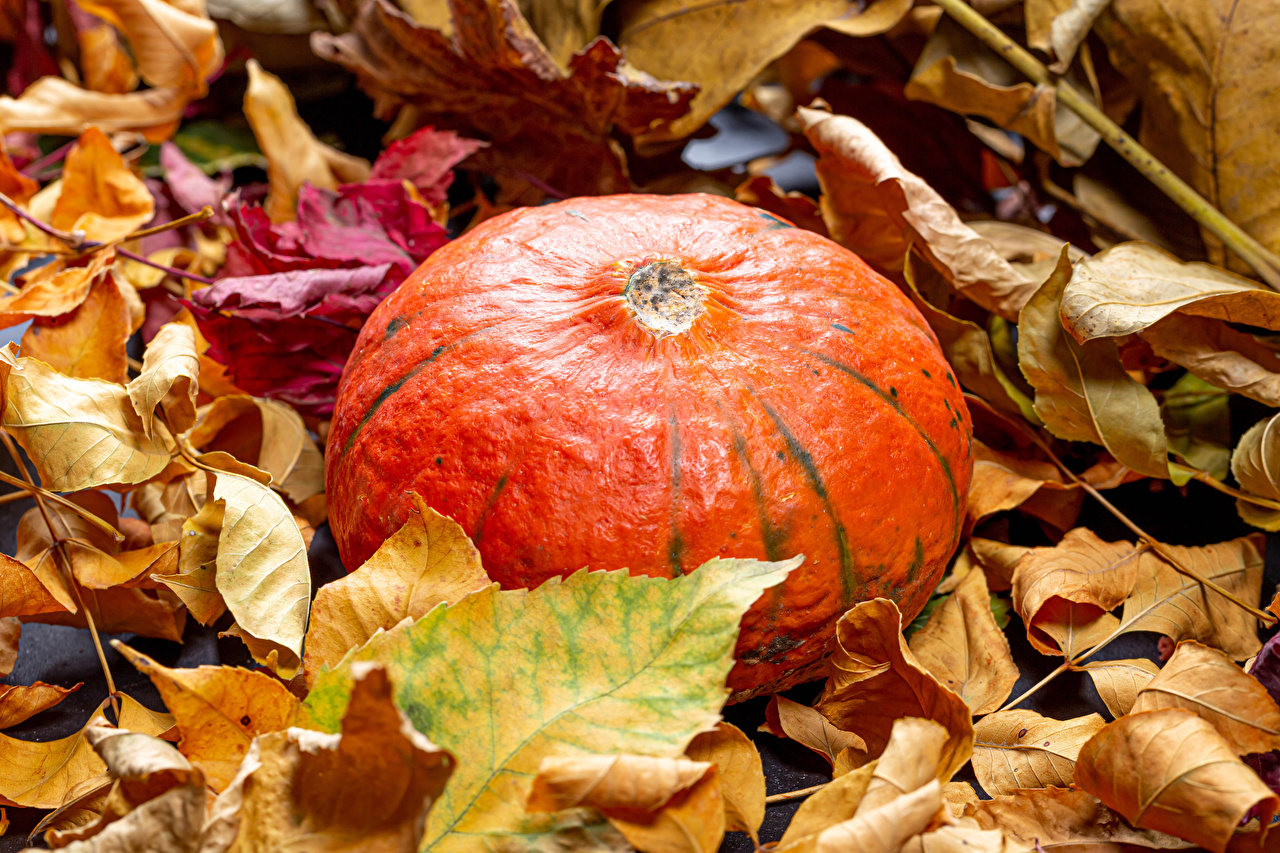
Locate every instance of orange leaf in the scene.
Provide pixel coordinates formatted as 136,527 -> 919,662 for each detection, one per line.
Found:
50,127 -> 154,243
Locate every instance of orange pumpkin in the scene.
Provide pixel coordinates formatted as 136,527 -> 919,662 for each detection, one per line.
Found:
326,193 -> 973,698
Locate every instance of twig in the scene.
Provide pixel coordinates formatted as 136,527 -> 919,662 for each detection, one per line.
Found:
0,487 -> 32,505
766,783 -> 828,804
80,207 -> 215,254
19,141 -> 74,179
0,468 -> 122,541
116,247 -> 215,285
0,191 -> 84,247
931,0 -> 1280,290
1190,471 -> 1280,511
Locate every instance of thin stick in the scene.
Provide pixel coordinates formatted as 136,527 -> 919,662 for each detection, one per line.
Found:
0,488 -> 32,505
19,141 -> 74,178
116,247 -> 215,285
1191,471 -> 1280,511
79,207 -> 215,255
931,0 -> 1280,290
0,192 -> 83,247
0,468 -> 123,541
766,783 -> 828,804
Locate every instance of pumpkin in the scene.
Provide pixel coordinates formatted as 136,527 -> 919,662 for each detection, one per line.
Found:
326,193 -> 973,698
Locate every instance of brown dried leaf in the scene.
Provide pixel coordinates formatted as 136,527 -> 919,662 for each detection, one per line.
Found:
24,586 -> 186,642
778,761 -> 878,849
0,617 -> 16,676
0,250 -> 113,329
1230,414 -> 1280,531
967,538 -> 1027,593
857,718 -> 948,816
813,780 -> 943,853
966,441 -> 1081,531
685,722 -> 765,838
901,824 -> 1005,853
127,321 -> 199,441
0,682 -> 79,730
527,754 -> 712,814
908,568 -> 1018,714
1017,248 -> 1170,478
761,694 -> 868,769
0,78 -> 190,141
797,107 -> 1036,320
1071,658 -> 1160,718
0,553 -> 65,619
814,598 -> 974,781
0,705 -> 110,808
21,272 -> 131,385
114,643 -> 300,792
77,0 -> 223,91
50,127 -> 154,243
304,494 -> 489,685
971,709 -> 1105,797
1026,0 -> 1111,71
1132,640 -> 1280,754
1074,709 -> 1278,852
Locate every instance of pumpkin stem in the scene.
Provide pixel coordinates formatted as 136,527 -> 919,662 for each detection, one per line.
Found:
624,260 -> 706,337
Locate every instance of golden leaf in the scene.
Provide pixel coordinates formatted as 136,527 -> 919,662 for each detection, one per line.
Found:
0,552 -> 65,619
0,705 -> 110,808
127,321 -> 200,441
0,250 -> 115,330
76,15 -> 139,94
857,718 -> 948,816
814,598 -> 974,781
1074,709 -> 1278,852
0,682 -> 79,730
761,694 -> 868,771
1132,640 -> 1280,754
796,106 -> 1037,320
157,499 -> 224,625
0,78 -> 189,141
965,441 -> 1082,532
778,762 -> 878,849
243,60 -> 370,223
0,617 -> 16,676
908,568 -> 1018,714
50,127 -> 154,244
24,586 -> 186,642
814,780 -> 943,853
967,538 -> 1027,593
528,754 -> 712,813
20,272 -> 131,385
1071,658 -> 1160,718
901,824 -> 1006,853
114,643 -> 300,792
77,0 -> 223,91
304,495 -> 489,686
0,148 -> 37,245
971,709 -> 1105,797
685,722 -> 765,838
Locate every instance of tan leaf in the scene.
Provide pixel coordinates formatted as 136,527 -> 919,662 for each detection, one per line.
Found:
967,538 -> 1028,593
0,682 -> 79,729
814,599 -> 974,781
127,321 -> 199,440
157,501 -> 225,626
76,13 -> 139,95
1132,640 -> 1280,754
1071,658 -> 1160,718
528,754 -> 712,813
0,251 -> 114,330
77,0 -> 223,91
909,568 -> 1018,714
1094,1 -> 1280,275
243,59 -> 370,223
1011,528 -> 1141,655
761,695 -> 868,770
1017,248 -> 1170,478
1230,414 -> 1280,531
940,781 -> 979,818
0,705 -> 110,808
605,768 -> 723,853
0,617 -> 16,676
115,693 -> 177,742
1074,709 -> 1278,852
857,718 -> 948,816
814,780 -> 943,853
20,271 -> 130,384
1028,599 -> 1119,660
114,643 -> 300,791
304,495 -> 487,685
1026,0 -> 1111,71
778,761 -> 878,849
204,664 -> 455,853
618,0 -> 912,143
0,552 -> 65,618
966,441 -> 1081,531
797,107 -> 1036,320
1120,535 -> 1264,660
971,709 -> 1105,796
0,78 -> 189,141
23,586 -> 186,642
0,347 -> 172,491
71,542 -> 177,590
50,127 -> 154,243
1143,313 -> 1280,409
685,722 -> 765,838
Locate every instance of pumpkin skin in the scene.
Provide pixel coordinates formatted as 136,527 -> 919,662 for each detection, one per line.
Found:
326,193 -> 973,698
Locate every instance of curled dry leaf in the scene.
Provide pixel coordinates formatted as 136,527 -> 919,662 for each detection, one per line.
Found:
0,551 -> 66,619
908,566 -> 1018,714
796,106 -> 1037,320
971,709 -> 1105,797
114,643 -> 300,792
1072,658 -> 1160,718
686,722 -> 765,838
77,0 -> 223,91
203,664 -> 454,853
127,321 -> 200,440
243,60 -> 371,223
967,538 -> 1027,593
1131,640 -> 1280,755
527,754 -> 713,815
1017,249 -> 1170,479
0,705 -> 110,808
813,598 -> 974,781
1074,708 -> 1278,852
857,717 -> 948,816
1230,414 -> 1280,531
50,127 -> 154,243
157,497 -> 224,624
813,780 -> 943,853
304,494 -> 489,685
965,440 -> 1082,532
901,824 -> 1005,853
0,682 -> 79,730
21,272 -> 131,385
778,762 -> 878,849
0,249 -> 114,329
1026,0 -> 1112,71
762,694 -> 867,770
0,346 -> 172,491
0,617 -> 16,676
302,558 -> 795,853
0,78 -> 191,141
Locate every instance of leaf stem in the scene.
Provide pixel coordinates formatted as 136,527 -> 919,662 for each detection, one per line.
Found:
765,783 -> 828,804
1190,471 -> 1280,511
0,191 -> 84,247
0,468 -> 123,541
930,0 -> 1280,290
115,246 -> 215,285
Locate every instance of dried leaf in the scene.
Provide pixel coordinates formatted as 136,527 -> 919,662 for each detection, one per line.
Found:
242,59 -> 371,223
528,754 -> 712,814
0,682 -> 79,729
368,124 -> 486,207
901,824 -> 1005,853
813,780 -> 943,853
302,558 -> 795,852
50,127 -> 154,243
1017,248 -> 1170,478
114,643 -> 300,792
0,250 -> 113,328
1163,372 -> 1232,480
967,538 -> 1027,593
761,694 -> 868,769
0,77 -> 190,141
0,705 -> 110,808
1072,658 -> 1160,718
797,106 -> 1037,320
908,567 -> 1018,714
1231,414 -> 1280,531
814,598 -> 974,781
685,722 -> 765,838
0,617 -> 16,676
857,718 -> 948,816
0,346 -> 172,491
127,321 -> 199,440
966,440 -> 1081,531
21,272 -> 130,385
304,494 -> 489,686
778,762 -> 878,848
1075,708 -> 1278,852
971,709 -> 1105,796
0,552 -> 65,618
77,0 -> 223,91
204,664 -> 454,853
1132,640 -> 1280,755
1026,0 -> 1112,71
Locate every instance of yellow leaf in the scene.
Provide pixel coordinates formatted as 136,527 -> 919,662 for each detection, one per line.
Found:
115,693 -> 177,741
814,598 -> 974,781
0,77 -> 189,141
908,568 -> 1018,714
761,694 -> 868,770
685,722 -> 765,838
0,552 -> 65,618
796,106 -> 1037,320
243,60 -> 370,223
1132,640 -> 1280,754
0,250 -> 114,329
50,127 -> 154,243
158,498 -> 225,625
114,643 -> 300,792
1070,658 -> 1160,718
0,682 -> 79,730
76,15 -> 139,95
1075,708 -> 1278,852
971,710 -> 1105,797
20,271 -> 131,385
304,495 -> 489,686
967,538 -> 1027,593
0,705 -> 110,808
127,321 -> 200,440
605,767 -> 724,853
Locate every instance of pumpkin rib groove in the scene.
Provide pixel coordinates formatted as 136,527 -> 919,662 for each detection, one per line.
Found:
666,405 -> 685,577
